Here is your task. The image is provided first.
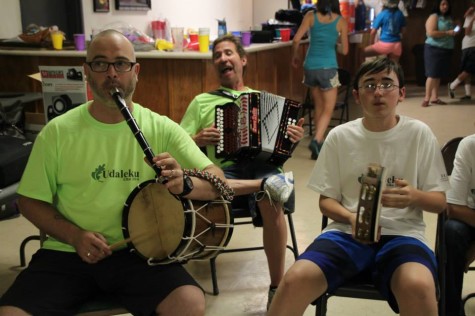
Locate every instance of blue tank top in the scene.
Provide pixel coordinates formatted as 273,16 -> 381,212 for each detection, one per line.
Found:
304,14 -> 341,70
425,14 -> 455,49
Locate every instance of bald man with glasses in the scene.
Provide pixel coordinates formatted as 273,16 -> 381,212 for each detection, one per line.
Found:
0,29 -> 228,316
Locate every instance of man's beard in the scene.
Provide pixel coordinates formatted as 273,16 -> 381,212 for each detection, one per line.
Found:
89,78 -> 135,107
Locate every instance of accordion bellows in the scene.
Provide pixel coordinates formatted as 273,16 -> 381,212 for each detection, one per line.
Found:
215,91 -> 302,166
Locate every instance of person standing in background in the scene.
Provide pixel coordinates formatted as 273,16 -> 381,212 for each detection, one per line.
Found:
422,0 -> 457,107
291,0 -> 348,160
363,0 -> 406,62
448,3 -> 475,101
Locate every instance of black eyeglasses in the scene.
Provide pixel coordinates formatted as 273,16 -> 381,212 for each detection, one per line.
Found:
86,61 -> 137,73
358,82 -> 399,93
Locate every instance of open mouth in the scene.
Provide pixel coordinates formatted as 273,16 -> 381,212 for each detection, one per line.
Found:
220,66 -> 233,75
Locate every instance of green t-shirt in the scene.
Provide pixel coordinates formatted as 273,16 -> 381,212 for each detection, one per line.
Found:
180,86 -> 258,168
18,102 -> 212,252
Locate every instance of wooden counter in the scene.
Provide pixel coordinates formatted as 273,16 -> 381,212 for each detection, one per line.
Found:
0,42 -> 307,124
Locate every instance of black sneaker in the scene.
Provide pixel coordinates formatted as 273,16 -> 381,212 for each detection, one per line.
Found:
460,95 -> 471,101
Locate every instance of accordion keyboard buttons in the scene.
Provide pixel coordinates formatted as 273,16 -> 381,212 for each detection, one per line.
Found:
216,108 -> 224,153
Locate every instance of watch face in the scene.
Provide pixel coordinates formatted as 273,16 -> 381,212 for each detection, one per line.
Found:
179,175 -> 194,197
185,175 -> 194,189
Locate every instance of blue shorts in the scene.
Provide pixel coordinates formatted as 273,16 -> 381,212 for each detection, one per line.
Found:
0,249 -> 200,315
298,231 -> 438,313
224,160 -> 295,227
303,68 -> 340,90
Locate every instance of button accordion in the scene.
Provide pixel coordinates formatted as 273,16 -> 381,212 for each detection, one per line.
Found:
215,91 -> 302,165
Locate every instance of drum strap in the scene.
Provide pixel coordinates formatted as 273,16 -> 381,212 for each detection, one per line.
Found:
184,168 -> 234,201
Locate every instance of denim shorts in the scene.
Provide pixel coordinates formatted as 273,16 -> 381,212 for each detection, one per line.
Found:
303,68 -> 340,90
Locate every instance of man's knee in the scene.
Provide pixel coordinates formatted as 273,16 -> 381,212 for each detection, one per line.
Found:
445,219 -> 470,247
0,306 -> 30,316
157,285 -> 205,316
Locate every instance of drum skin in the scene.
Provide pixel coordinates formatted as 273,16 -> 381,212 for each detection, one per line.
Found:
122,180 -> 233,264
123,180 -> 189,261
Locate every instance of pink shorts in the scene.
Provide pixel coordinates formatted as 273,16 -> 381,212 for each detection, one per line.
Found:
371,41 -> 402,57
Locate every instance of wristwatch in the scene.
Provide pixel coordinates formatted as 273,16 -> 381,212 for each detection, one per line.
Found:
177,174 -> 194,197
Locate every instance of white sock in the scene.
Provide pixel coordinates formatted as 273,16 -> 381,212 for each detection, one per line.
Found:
465,84 -> 471,96
450,78 -> 462,90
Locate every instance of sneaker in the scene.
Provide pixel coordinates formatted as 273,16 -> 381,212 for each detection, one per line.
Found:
448,83 -> 455,99
267,287 -> 277,310
263,171 -> 294,205
460,95 -> 472,101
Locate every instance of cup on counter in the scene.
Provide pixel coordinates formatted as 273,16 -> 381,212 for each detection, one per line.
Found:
51,31 -> 65,50
73,33 -> 86,51
279,28 -> 291,42
151,20 -> 165,40
171,27 -> 184,52
241,31 -> 251,47
188,33 -> 199,51
198,27 -> 210,53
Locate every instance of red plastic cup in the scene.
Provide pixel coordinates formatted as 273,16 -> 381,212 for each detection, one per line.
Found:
280,28 -> 290,42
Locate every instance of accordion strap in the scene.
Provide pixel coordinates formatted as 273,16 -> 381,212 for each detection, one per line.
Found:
207,89 -> 240,100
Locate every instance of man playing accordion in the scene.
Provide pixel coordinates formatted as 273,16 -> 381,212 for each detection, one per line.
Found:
180,34 -> 305,309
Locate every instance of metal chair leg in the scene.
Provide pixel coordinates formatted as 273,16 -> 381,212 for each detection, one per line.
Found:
210,257 -> 220,295
19,235 -> 40,267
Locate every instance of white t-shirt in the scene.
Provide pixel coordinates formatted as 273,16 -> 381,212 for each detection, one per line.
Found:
447,134 -> 475,209
307,116 -> 450,244
462,13 -> 475,50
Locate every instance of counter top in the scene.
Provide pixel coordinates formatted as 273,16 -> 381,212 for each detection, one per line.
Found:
0,41 -> 293,59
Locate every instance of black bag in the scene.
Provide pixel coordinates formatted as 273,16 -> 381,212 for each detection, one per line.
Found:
0,100 -> 26,139
275,9 -> 303,26
0,136 -> 32,188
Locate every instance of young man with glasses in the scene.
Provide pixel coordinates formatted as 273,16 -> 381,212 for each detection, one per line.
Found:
0,29 -> 227,316
268,57 -> 449,316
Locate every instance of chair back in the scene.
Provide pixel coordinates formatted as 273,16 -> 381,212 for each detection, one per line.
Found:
331,68 -> 351,127
441,137 -> 464,176
336,68 -> 351,106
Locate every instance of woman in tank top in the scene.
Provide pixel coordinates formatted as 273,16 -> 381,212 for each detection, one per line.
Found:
291,0 -> 348,160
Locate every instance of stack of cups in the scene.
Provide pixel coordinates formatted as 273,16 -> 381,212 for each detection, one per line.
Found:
171,27 -> 184,52
198,28 -> 210,53
151,20 -> 165,40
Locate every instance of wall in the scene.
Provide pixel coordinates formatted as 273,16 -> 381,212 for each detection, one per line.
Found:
1,0 -> 22,38
253,0 -> 288,28
0,0 -> 288,40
